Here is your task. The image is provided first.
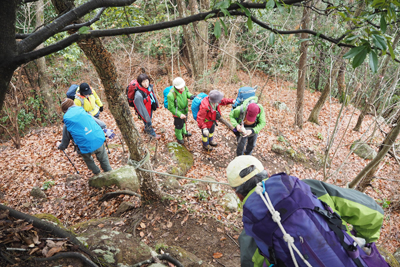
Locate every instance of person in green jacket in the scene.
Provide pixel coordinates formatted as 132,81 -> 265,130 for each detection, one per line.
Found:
229,96 -> 266,156
226,155 -> 387,267
167,77 -> 195,144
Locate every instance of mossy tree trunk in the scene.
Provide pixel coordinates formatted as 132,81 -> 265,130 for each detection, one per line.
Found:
52,0 -> 162,202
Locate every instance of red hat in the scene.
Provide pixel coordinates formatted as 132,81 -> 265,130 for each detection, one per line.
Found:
245,103 -> 260,122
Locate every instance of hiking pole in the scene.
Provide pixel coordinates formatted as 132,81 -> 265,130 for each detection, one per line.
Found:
105,137 -> 111,154
185,116 -> 190,148
62,150 -> 79,174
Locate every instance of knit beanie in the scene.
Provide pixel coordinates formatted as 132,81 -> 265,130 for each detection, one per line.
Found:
209,90 -> 224,103
61,98 -> 74,113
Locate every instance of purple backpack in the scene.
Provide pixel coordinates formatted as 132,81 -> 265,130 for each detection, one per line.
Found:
243,173 -> 390,267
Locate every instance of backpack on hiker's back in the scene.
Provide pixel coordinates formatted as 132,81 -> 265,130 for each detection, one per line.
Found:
243,173 -> 390,267
63,106 -> 105,154
66,84 -> 79,100
163,86 -> 174,109
191,92 -> 208,121
232,86 -> 257,109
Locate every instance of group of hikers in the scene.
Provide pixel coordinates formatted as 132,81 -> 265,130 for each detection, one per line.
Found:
56,75 -> 390,267
127,73 -> 266,154
57,74 -> 266,175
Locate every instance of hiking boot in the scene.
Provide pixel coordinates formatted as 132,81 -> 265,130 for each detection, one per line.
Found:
209,140 -> 218,147
203,145 -> 213,152
177,139 -> 184,145
184,132 -> 192,137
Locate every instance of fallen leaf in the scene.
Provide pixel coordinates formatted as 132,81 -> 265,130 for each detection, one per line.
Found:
46,246 -> 62,257
181,214 -> 189,226
213,252 -> 223,259
216,228 -> 223,233
167,221 -> 173,228
140,222 -> 146,228
220,237 -> 226,241
98,223 -> 105,228
29,247 -> 40,255
139,232 -> 145,237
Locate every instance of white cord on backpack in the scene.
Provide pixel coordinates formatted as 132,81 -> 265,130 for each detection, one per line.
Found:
254,184 -> 313,267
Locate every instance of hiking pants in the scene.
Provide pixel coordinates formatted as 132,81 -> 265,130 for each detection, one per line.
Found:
82,143 -> 112,174
143,110 -> 156,137
174,117 -> 187,141
236,132 -> 258,156
202,124 -> 215,147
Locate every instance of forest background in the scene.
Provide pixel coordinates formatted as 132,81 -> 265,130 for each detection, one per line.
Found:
1,0 -> 400,265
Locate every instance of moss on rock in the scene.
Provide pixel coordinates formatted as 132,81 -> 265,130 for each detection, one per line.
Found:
167,142 -> 194,176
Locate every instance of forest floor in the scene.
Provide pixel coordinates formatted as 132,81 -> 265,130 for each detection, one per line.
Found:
1,58 -> 400,265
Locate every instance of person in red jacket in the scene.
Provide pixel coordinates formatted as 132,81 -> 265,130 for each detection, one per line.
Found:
197,90 -> 234,151
127,74 -> 160,139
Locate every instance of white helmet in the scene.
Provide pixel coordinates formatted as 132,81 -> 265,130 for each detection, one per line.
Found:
173,77 -> 185,89
226,155 -> 264,187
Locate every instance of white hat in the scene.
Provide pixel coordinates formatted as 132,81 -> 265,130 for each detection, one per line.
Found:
226,155 -> 264,187
173,77 -> 185,89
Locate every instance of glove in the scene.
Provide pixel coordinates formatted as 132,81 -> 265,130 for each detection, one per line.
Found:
103,128 -> 116,139
216,111 -> 221,120
202,128 -> 209,137
99,106 -> 104,112
189,95 -> 196,100
243,129 -> 253,137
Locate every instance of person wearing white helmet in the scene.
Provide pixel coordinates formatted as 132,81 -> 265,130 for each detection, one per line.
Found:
226,155 -> 387,267
167,77 -> 196,144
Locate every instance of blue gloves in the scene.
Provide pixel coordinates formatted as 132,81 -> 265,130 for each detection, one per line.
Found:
103,129 -> 115,139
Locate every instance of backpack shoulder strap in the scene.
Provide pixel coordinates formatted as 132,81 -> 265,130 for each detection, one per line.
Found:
172,91 -> 179,115
134,87 -> 147,100
75,95 -> 85,106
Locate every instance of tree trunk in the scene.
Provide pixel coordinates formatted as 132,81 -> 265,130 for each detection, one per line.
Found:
177,0 -> 199,83
349,120 -> 400,191
313,44 -> 324,91
336,62 -> 346,98
307,48 -> 348,125
220,18 -> 239,83
294,2 -> 311,129
353,31 -> 400,131
308,1 -> 365,125
36,0 -> 58,119
0,1 -> 18,112
52,0 -> 162,202
189,0 -> 209,91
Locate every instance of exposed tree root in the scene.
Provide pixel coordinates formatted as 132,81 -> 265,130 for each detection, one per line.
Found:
131,253 -> 183,267
25,252 -> 99,267
98,190 -> 141,202
0,205 -> 97,264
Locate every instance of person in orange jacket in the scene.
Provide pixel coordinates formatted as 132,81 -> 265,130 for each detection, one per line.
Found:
196,90 -> 234,151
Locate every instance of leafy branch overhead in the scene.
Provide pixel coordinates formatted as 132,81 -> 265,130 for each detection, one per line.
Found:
209,0 -> 400,72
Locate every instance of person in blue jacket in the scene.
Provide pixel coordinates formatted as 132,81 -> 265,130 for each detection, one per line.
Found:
57,98 -> 112,175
